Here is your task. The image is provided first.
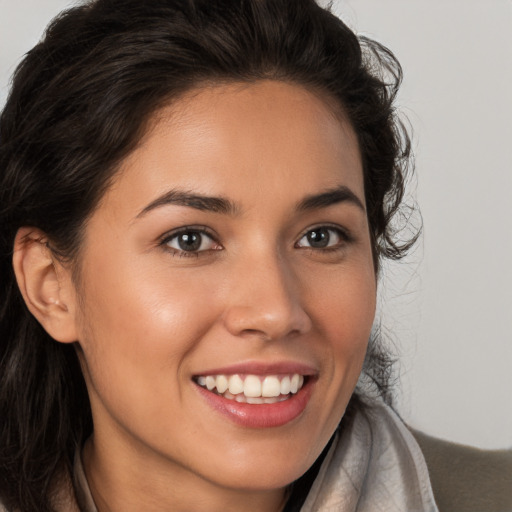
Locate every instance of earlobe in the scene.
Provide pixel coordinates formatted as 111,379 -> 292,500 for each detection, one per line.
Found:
12,227 -> 78,343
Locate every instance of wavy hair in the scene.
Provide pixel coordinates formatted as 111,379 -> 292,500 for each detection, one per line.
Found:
0,0 -> 416,509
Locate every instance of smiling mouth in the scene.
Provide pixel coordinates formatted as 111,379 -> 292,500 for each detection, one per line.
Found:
194,373 -> 306,404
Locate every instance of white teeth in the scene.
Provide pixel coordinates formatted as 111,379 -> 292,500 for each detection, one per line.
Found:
246,396 -> 264,404
290,374 -> 300,394
280,376 -> 291,395
262,376 -> 281,397
228,375 -> 244,395
196,372 -> 307,401
234,395 -> 290,404
205,376 -> 216,391
216,375 -> 229,394
244,375 -> 262,397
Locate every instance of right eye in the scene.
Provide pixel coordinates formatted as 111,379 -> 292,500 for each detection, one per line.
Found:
161,228 -> 221,256
296,226 -> 348,250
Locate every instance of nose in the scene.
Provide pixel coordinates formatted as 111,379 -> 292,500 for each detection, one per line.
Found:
222,251 -> 312,342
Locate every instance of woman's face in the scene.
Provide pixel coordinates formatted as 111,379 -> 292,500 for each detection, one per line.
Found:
74,81 -> 376,494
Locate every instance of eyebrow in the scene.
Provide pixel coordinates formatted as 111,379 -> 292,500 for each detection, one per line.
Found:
136,189 -> 239,218
296,186 -> 365,212
136,184 -> 365,220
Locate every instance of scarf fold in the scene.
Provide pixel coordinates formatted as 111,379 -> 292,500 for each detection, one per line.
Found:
300,401 -> 439,512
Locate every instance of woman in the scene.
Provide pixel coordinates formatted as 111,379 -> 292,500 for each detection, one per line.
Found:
0,0 -> 484,511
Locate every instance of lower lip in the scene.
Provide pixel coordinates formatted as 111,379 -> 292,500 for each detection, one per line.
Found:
195,379 -> 314,428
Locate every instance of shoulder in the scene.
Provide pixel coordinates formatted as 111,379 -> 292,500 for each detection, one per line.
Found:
411,428 -> 512,512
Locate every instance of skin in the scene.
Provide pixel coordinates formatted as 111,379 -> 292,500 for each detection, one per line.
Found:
16,80 -> 377,511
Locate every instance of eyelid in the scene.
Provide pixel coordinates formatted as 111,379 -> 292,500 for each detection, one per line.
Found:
158,226 -> 222,254
295,224 -> 352,249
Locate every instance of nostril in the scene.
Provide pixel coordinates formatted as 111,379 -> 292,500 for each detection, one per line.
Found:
222,303 -> 312,342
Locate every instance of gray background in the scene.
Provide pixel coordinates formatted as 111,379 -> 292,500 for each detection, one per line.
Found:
1,0 -> 511,449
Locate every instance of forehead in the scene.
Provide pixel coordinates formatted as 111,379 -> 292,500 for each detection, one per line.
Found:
102,80 -> 364,218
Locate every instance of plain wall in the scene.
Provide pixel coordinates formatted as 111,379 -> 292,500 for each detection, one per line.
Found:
1,0 -> 511,449
332,0 -> 512,450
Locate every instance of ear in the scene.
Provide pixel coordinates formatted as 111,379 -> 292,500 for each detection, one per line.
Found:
12,227 -> 78,343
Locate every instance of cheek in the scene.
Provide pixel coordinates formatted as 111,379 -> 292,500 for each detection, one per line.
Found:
74,255 -> 222,399
80,251 -> 216,337
308,264 -> 376,388
309,260 -> 376,339
74,261 -> 227,450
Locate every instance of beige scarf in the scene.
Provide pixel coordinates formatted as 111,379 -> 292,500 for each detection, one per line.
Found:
300,401 -> 439,511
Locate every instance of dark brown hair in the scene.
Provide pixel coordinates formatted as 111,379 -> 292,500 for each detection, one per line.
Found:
0,0 -> 415,510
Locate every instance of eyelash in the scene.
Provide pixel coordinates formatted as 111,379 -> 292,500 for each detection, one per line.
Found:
159,225 -> 352,258
159,227 -> 221,258
295,225 -> 352,252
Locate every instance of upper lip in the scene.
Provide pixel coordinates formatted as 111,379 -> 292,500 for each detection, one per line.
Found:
193,361 -> 318,377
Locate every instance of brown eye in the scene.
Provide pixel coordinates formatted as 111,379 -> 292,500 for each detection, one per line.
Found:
306,228 -> 330,248
297,227 -> 344,249
164,229 -> 218,253
177,232 -> 202,251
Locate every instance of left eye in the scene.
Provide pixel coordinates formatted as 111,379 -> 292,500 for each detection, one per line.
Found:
164,230 -> 218,253
296,227 -> 344,249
